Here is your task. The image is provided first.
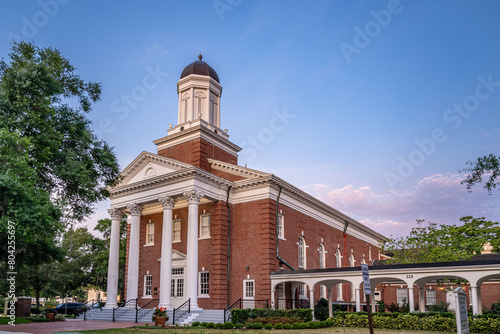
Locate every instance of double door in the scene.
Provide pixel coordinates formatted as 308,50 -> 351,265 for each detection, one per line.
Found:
171,267 -> 185,308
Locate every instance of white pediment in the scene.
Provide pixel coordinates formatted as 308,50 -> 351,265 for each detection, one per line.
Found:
117,151 -> 192,187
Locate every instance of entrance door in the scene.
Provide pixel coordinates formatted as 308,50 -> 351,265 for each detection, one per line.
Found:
243,279 -> 255,309
171,268 -> 185,308
277,283 -> 285,310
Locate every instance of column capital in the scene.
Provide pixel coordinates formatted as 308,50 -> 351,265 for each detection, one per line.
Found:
108,208 -> 122,220
127,203 -> 142,216
159,196 -> 175,209
183,190 -> 204,204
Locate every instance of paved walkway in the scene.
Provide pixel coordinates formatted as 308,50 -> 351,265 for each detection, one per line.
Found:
0,319 -> 137,334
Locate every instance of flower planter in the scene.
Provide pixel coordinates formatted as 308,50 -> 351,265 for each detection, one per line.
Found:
45,313 -> 55,321
154,316 -> 167,327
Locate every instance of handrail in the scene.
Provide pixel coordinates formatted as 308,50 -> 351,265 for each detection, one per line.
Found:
224,298 -> 241,323
113,298 -> 137,320
82,299 -> 96,320
172,298 -> 190,325
224,298 -> 272,322
136,299 -> 159,323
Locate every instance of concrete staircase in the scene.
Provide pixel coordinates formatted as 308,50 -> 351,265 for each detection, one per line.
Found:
81,308 -> 223,325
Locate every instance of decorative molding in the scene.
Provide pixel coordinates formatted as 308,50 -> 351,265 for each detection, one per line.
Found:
127,203 -> 142,216
159,196 -> 175,210
183,189 -> 204,204
108,208 -> 122,220
208,158 -> 269,179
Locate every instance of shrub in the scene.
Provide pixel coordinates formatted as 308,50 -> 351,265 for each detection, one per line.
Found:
223,321 -> 234,329
215,323 -> 224,329
230,307 -> 312,323
292,322 -> 302,329
314,298 -> 329,321
200,322 -> 208,327
283,323 -> 292,329
274,323 -> 284,329
207,322 -> 216,328
234,323 -> 244,329
264,323 -> 273,329
54,314 -> 66,321
319,320 -> 326,328
191,321 -> 200,327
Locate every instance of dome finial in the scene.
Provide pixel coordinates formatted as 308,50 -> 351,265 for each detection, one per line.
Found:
198,53 -> 202,61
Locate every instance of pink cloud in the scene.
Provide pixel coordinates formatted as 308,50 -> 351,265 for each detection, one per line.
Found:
305,174 -> 500,238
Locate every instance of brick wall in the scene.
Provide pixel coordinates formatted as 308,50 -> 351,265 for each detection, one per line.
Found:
157,137 -> 237,172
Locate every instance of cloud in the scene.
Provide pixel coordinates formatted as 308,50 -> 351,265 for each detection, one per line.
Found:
305,173 -> 500,238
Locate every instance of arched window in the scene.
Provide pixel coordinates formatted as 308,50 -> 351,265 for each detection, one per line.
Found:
336,248 -> 343,301
319,243 -> 326,269
298,237 -> 306,269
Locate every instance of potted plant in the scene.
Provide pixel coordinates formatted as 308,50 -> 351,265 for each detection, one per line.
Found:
43,307 -> 57,321
152,307 -> 169,327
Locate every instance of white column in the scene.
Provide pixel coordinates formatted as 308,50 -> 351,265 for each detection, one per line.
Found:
470,286 -> 479,315
408,287 -> 415,312
271,288 -> 276,309
419,287 -> 425,312
184,190 -> 204,310
328,287 -> 333,318
309,288 -> 315,320
355,288 -> 361,312
158,196 -> 175,308
104,208 -> 121,309
126,204 -> 141,301
371,294 -> 376,313
478,287 -> 482,315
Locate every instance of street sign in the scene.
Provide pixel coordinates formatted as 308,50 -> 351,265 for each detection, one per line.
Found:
361,263 -> 371,295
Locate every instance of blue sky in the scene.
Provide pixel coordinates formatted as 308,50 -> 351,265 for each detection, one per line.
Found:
1,0 -> 499,238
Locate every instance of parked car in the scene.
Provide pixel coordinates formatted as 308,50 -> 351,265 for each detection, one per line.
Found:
55,302 -> 85,315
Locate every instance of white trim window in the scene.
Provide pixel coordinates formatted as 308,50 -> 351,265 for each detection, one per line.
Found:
144,274 -> 153,297
199,271 -> 209,297
336,248 -> 343,301
426,289 -> 436,305
277,214 -> 285,239
298,236 -> 306,269
245,280 -> 255,298
298,284 -> 307,299
173,218 -> 181,242
200,214 -> 210,238
397,288 -> 407,306
319,243 -> 326,269
145,222 -> 155,245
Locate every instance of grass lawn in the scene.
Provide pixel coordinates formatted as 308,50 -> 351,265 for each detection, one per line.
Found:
0,317 -> 32,324
72,326 -> 459,334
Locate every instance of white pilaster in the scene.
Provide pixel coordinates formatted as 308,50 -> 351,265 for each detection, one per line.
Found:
328,287 -> 333,318
471,286 -> 479,315
104,208 -> 121,309
309,288 -> 315,320
355,288 -> 361,312
419,287 -> 425,312
158,196 -> 175,308
184,190 -> 204,310
478,287 -> 482,315
271,288 -> 275,310
126,204 -> 141,301
408,287 -> 415,313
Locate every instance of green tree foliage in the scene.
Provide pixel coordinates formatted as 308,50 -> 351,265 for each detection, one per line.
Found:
0,40 -> 119,297
382,217 -> 500,264
461,154 -> 500,194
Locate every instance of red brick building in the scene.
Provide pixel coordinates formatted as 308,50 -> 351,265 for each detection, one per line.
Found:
103,56 -> 386,312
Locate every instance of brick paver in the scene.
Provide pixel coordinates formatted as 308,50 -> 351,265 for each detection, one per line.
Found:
0,319 -> 137,334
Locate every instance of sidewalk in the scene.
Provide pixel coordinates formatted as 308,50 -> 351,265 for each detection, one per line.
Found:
0,319 -> 137,334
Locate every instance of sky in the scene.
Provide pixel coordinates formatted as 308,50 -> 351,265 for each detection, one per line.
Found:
1,0 -> 499,239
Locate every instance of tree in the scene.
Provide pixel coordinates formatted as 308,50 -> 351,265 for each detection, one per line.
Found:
461,154 -> 500,194
382,216 -> 500,264
0,41 -> 119,280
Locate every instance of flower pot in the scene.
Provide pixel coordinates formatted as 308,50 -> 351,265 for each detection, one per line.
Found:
45,313 -> 55,321
154,316 -> 167,327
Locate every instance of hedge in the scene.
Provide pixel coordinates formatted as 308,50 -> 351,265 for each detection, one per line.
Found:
230,308 -> 312,324
328,312 -> 500,334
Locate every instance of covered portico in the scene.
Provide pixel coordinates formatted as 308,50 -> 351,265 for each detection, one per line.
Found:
270,256 -> 500,317
103,151 -> 232,311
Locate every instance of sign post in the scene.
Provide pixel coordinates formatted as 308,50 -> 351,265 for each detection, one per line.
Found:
361,263 -> 374,334
454,287 -> 469,334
